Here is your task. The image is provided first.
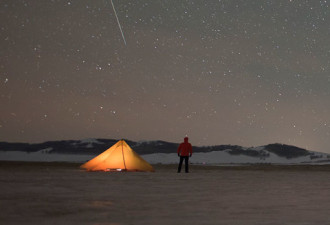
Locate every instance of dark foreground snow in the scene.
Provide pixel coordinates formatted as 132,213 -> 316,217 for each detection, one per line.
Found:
1,162 -> 330,225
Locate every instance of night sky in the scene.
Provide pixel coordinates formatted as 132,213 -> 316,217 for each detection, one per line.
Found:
1,0 -> 330,153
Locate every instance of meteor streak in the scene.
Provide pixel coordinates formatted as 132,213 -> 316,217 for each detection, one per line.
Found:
110,0 -> 127,45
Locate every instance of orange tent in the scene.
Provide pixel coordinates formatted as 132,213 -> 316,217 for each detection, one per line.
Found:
80,140 -> 154,172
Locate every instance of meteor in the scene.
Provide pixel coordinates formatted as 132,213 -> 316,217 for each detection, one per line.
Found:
110,0 -> 127,45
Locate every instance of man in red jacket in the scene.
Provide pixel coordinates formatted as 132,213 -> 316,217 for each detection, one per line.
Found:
177,137 -> 193,173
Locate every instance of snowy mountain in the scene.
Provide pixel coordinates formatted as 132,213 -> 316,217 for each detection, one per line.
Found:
0,139 -> 330,164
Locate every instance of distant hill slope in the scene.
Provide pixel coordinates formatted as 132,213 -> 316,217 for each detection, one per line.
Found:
0,139 -> 329,164
0,138 -> 177,155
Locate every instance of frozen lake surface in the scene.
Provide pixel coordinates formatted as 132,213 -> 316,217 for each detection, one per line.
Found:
1,162 -> 330,225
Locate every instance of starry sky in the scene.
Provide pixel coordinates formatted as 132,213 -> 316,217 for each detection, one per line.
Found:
1,0 -> 330,153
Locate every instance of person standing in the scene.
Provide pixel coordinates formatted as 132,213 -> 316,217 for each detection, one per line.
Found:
177,137 -> 193,173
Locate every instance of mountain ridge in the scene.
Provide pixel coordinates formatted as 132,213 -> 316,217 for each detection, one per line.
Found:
0,138 -> 329,161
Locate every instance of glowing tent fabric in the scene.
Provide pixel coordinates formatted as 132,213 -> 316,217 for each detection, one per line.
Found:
80,140 -> 154,172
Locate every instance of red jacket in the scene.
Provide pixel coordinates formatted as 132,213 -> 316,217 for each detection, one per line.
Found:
177,138 -> 192,156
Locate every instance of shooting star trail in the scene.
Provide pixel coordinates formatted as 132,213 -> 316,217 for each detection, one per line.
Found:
110,0 -> 127,45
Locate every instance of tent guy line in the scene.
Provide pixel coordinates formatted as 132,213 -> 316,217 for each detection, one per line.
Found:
110,0 -> 127,45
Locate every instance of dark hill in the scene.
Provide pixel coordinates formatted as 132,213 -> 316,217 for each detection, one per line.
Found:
0,139 -> 316,159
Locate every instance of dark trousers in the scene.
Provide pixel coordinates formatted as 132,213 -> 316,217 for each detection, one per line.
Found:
178,156 -> 189,173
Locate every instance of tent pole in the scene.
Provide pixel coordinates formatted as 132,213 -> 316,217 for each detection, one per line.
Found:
121,140 -> 127,171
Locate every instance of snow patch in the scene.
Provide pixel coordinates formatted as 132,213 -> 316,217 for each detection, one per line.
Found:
71,138 -> 104,148
79,138 -> 103,144
39,147 -> 53,153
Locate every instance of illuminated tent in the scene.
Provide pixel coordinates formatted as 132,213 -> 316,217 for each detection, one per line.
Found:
80,140 -> 154,172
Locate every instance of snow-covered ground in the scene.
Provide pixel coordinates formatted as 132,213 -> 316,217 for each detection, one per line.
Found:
143,151 -> 330,164
1,163 -> 330,225
1,149 -> 329,164
0,151 -> 92,162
